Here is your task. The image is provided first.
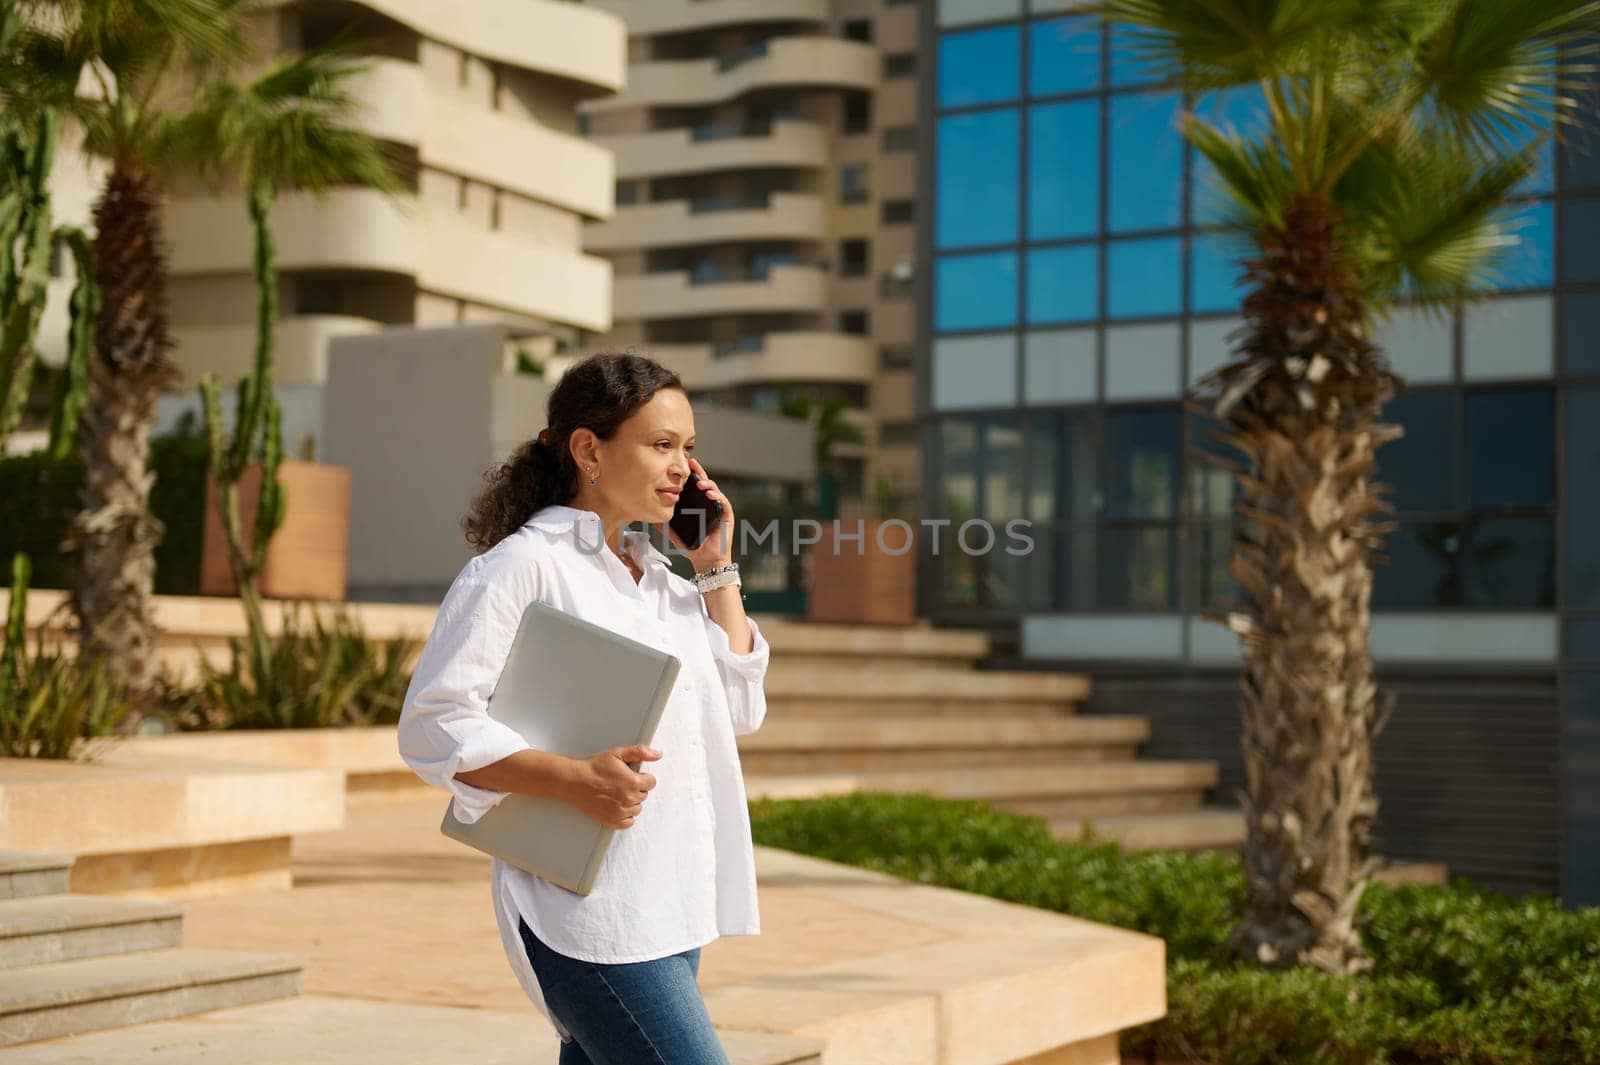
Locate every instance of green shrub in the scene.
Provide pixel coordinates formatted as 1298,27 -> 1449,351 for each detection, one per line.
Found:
0,426 -> 209,595
173,604 -> 418,730
747,792 -> 1599,1065
1,554 -> 132,758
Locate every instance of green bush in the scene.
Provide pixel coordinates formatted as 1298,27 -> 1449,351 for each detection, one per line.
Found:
0,426 -> 209,595
2,554 -> 133,759
172,604 -> 418,730
747,792 -> 1599,1065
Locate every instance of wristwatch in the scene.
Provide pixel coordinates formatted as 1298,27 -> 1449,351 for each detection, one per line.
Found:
693,562 -> 741,594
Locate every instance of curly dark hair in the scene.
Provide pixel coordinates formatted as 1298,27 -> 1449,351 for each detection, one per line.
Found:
461,352 -> 685,553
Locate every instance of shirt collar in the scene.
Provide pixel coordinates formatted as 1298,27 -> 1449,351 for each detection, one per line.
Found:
524,505 -> 672,569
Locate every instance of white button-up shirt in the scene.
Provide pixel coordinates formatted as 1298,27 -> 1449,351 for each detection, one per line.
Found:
396,504 -> 769,1037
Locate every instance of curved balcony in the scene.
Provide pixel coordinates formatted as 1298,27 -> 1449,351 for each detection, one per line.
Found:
348,57 -> 424,147
419,220 -> 611,332
352,0 -> 626,97
172,315 -> 383,388
344,56 -> 611,219
649,331 -> 875,391
584,192 -> 825,252
613,262 -> 827,320
585,37 -> 878,112
168,189 -> 418,277
423,93 -> 613,220
586,0 -> 829,37
168,189 -> 612,332
600,119 -> 827,180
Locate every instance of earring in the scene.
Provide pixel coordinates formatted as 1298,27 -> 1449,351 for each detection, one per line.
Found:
587,468 -> 598,486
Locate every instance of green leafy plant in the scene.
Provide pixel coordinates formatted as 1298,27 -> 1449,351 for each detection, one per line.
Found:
748,792 -> 1600,1064
176,604 -> 418,731
1,552 -> 130,758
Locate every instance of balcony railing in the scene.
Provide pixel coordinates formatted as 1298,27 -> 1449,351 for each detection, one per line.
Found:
688,192 -> 773,213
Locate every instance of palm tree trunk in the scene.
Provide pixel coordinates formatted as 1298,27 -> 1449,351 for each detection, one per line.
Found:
72,162 -> 176,693
1211,201 -> 1401,975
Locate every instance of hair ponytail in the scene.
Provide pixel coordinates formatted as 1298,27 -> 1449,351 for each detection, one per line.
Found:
460,352 -> 684,553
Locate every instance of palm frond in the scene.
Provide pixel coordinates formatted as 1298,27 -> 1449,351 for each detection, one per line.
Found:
1415,0 -> 1600,155
1096,0 -> 1441,88
165,46 -> 401,197
1341,133 -> 1538,306
1187,115 -> 1295,230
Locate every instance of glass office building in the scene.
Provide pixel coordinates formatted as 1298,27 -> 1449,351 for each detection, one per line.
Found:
917,1 -> 1598,902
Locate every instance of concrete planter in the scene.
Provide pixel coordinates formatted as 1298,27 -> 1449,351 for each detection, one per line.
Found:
806,519 -> 916,625
201,459 -> 351,601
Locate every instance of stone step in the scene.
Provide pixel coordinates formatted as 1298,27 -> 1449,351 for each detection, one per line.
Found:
0,853 -> 72,902
0,993 -> 826,1064
998,790 -> 1205,821
742,715 -> 1148,751
738,716 -> 1149,773
744,760 -> 1218,805
763,669 -> 1089,702
766,698 -> 1075,718
773,654 -> 977,673
1051,808 -> 1246,852
753,619 -> 989,662
0,896 -> 184,970
0,948 -> 303,1047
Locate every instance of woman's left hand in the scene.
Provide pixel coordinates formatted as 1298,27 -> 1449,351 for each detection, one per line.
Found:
664,457 -> 737,572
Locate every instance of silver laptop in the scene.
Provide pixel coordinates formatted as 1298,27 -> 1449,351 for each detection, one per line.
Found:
439,599 -> 681,895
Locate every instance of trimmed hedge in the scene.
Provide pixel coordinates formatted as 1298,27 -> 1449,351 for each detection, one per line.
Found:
747,792 -> 1600,1065
0,426 -> 209,595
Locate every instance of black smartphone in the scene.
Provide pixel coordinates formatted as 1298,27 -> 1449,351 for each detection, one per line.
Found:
669,476 -> 725,551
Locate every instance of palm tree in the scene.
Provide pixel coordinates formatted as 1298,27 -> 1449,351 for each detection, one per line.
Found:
170,47 -> 399,665
1097,0 -> 1598,973
3,0 -> 244,692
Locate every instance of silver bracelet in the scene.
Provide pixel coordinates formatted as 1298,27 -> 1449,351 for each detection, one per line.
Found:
693,562 -> 740,594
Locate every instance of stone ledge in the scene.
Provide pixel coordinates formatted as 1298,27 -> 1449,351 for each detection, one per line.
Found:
0,994 -> 827,1064
0,759 -> 342,898
706,847 -> 1166,1065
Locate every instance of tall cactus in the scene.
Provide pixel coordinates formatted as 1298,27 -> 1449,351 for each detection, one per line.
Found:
199,177 -> 286,671
0,109 -> 96,461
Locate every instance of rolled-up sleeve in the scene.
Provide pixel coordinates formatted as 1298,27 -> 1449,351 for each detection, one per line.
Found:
704,613 -> 770,736
398,576 -> 533,824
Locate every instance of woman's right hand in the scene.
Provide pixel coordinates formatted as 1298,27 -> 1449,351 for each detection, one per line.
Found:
570,744 -> 661,828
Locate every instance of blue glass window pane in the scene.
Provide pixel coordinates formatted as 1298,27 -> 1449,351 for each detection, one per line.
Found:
1097,525 -> 1177,609
1563,197 -> 1600,285
936,109 -> 1020,249
1191,85 -> 1268,226
1189,232 -> 1249,314
1026,245 -> 1098,325
1465,387 -> 1554,509
1107,237 -> 1182,318
1103,407 -> 1181,519
1463,516 -> 1555,607
1028,100 -> 1099,240
1493,200 -> 1554,290
1029,17 -> 1101,96
1374,521 -> 1461,608
936,251 -> 1019,332
1109,92 -> 1183,232
938,26 -> 1021,108
1109,23 -> 1161,87
1566,387 -> 1600,606
1380,390 -> 1459,514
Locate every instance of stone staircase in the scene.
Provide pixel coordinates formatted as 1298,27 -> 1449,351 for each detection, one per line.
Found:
0,850 -> 303,1048
742,619 -> 1245,852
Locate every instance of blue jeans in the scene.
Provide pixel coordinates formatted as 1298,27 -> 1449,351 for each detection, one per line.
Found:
517,915 -> 732,1065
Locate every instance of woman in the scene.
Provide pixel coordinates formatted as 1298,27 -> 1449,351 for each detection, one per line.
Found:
397,353 -> 769,1065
